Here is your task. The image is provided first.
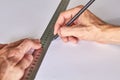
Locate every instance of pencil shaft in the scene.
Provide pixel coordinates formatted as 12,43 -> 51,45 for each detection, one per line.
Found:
66,0 -> 95,26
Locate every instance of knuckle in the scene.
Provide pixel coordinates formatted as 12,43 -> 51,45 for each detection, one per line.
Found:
0,57 -> 10,68
7,48 -> 21,62
8,48 -> 20,55
19,65 -> 27,70
19,60 -> 32,70
22,39 -> 33,45
23,38 -> 31,43
7,56 -> 19,65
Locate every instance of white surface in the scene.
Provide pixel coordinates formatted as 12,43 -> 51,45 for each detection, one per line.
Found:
0,0 -> 120,80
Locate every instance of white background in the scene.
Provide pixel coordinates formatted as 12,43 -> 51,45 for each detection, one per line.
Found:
0,0 -> 120,80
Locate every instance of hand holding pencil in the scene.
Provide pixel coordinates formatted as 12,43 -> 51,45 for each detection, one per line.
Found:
54,3 -> 120,44
54,0 -> 115,43
53,0 -> 107,43
54,3 -> 107,43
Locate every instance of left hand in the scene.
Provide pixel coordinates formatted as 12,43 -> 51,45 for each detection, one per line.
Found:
0,38 -> 41,80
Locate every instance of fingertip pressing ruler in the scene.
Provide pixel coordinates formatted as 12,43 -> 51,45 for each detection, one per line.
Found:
21,0 -> 70,80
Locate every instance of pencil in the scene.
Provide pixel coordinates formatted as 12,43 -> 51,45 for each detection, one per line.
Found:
54,0 -> 95,39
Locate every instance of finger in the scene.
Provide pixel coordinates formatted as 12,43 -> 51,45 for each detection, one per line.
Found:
0,57 -> 9,74
31,49 -> 42,65
54,13 -> 65,35
27,48 -> 35,55
7,39 -> 25,48
32,49 -> 42,57
58,29 -> 69,43
60,26 -> 88,40
7,38 -> 40,48
68,36 -> 79,44
7,39 -> 41,66
61,37 -> 69,43
54,5 -> 86,35
7,49 -> 35,66
8,39 -> 41,58
17,39 -> 41,53
60,26 -> 78,37
54,8 -> 77,35
16,54 -> 33,70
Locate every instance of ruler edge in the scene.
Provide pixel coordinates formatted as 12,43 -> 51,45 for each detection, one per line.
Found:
22,0 -> 70,80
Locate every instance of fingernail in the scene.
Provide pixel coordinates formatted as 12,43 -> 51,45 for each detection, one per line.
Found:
27,48 -> 35,54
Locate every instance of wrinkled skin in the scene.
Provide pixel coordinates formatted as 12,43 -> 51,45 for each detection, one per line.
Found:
0,39 -> 41,80
54,5 -> 120,44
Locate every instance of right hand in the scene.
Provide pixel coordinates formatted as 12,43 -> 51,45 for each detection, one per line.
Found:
54,5 -> 107,43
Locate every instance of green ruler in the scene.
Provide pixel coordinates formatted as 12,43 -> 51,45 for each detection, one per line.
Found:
22,0 -> 70,80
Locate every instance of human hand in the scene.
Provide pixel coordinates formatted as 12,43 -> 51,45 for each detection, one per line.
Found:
0,38 -> 41,80
54,5 -> 107,43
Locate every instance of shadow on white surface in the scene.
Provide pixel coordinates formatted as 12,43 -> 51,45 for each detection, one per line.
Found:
35,38 -> 120,80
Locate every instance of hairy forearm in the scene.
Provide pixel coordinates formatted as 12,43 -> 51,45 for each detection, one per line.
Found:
98,24 -> 120,44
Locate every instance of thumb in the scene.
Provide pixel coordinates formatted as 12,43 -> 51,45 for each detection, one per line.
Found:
59,25 -> 80,37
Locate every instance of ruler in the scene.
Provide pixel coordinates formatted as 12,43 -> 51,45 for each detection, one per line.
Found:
22,0 -> 70,80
